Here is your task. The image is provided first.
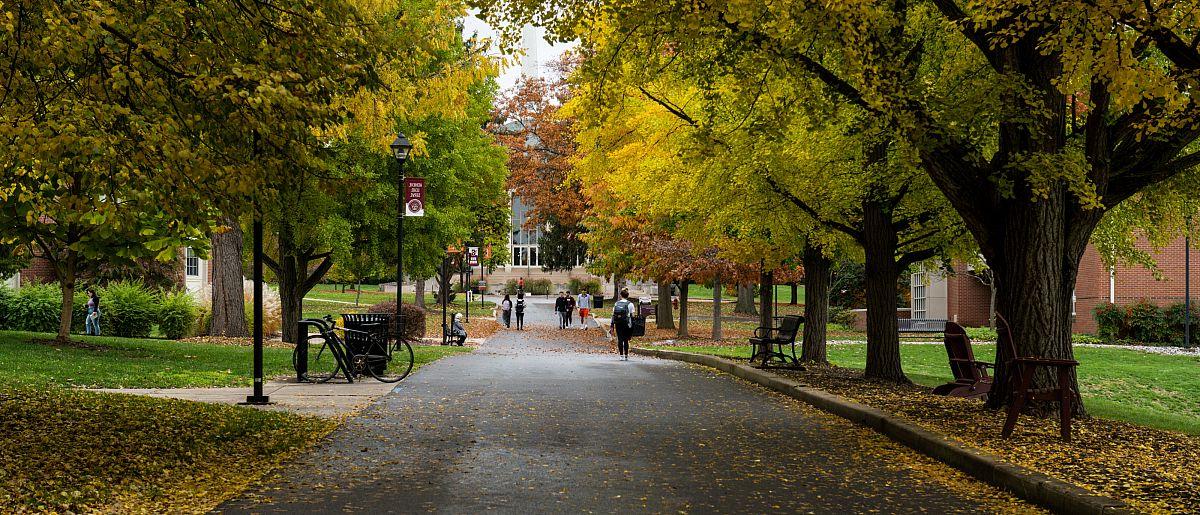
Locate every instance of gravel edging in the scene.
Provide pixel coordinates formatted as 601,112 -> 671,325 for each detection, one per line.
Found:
632,346 -> 1133,515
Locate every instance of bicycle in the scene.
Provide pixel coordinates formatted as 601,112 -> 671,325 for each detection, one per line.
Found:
294,315 -> 415,383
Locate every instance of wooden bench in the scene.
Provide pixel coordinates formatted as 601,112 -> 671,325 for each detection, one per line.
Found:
749,315 -> 804,369
898,318 -> 948,340
996,313 -> 1079,441
931,321 -> 993,399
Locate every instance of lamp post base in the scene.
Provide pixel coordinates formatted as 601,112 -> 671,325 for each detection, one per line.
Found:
240,396 -> 273,405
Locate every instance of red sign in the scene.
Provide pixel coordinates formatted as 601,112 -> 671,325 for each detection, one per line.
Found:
403,178 -> 425,217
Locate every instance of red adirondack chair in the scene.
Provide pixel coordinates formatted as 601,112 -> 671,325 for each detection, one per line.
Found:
995,313 -> 1080,441
931,322 -> 993,399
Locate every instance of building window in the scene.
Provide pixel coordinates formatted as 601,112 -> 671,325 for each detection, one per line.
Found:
911,272 -> 928,320
509,196 -> 544,268
185,248 -> 200,277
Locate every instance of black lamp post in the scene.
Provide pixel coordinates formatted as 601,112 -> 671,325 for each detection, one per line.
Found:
243,207 -> 270,405
391,133 -> 413,343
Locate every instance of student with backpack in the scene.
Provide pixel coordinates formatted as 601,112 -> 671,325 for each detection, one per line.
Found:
610,289 -> 635,360
515,291 -> 526,330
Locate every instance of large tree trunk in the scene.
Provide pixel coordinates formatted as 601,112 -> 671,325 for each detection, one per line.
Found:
208,218 -> 248,337
758,269 -> 774,330
414,277 -> 426,308
712,275 -> 723,340
56,250 -> 77,341
801,243 -> 832,364
984,189 -> 1097,415
790,283 -> 799,305
677,280 -> 690,338
656,281 -> 675,330
735,283 -> 757,315
862,199 -> 907,382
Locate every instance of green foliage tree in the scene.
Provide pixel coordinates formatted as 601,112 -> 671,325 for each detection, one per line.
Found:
477,0 -> 1200,408
0,0 -> 374,340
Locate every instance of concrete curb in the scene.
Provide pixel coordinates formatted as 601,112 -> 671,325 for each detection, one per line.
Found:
632,347 -> 1133,515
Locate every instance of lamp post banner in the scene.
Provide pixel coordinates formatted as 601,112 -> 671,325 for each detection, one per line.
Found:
404,177 -> 425,217
468,246 -> 480,267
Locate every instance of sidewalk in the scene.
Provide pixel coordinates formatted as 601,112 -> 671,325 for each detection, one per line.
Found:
94,379 -> 396,418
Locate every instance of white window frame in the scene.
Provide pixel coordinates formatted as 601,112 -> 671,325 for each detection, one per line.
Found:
185,248 -> 200,277
911,272 -> 928,320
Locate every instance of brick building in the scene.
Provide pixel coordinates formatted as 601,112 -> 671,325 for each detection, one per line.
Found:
911,236 -> 1199,333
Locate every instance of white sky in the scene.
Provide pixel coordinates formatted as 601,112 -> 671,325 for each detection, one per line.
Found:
460,13 -> 575,92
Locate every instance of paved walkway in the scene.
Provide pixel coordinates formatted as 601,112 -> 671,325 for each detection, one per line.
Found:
96,380 -> 396,418
219,300 -> 1029,513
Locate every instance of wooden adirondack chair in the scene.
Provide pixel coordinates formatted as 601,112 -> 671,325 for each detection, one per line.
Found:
931,321 -> 993,400
996,313 -> 1080,441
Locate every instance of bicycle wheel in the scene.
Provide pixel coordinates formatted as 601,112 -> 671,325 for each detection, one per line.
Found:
367,339 -> 414,383
294,337 -> 341,383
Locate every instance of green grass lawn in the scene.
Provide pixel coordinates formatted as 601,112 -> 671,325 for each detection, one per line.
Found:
0,331 -> 470,389
648,342 -> 1200,435
683,284 -> 804,303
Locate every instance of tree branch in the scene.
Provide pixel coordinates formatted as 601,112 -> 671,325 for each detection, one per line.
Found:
301,255 -> 334,294
760,173 -> 863,240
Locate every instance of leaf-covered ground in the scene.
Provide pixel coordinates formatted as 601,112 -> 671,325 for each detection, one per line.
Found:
647,342 -> 1200,513
0,389 -> 335,513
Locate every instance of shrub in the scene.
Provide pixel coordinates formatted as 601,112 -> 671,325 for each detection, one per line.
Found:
1093,302 -> 1125,342
828,306 -> 858,328
1126,299 -> 1172,343
366,300 -> 427,342
528,278 -> 553,295
0,287 -> 15,329
567,278 -> 583,294
964,326 -> 998,341
583,279 -> 603,294
1072,333 -> 1105,345
99,281 -> 157,338
1093,300 -> 1200,345
502,279 -> 519,295
157,290 -> 198,340
8,284 -> 63,333
241,281 -> 283,336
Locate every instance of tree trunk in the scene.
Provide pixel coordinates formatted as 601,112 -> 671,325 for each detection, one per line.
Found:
984,190 -> 1096,415
208,218 -> 248,337
758,270 -> 774,330
790,283 -> 799,305
656,281 -> 675,330
712,275 -> 723,340
735,283 -> 757,315
801,243 -> 832,364
862,199 -> 907,383
56,251 -> 77,341
677,280 -> 690,338
414,277 -> 426,308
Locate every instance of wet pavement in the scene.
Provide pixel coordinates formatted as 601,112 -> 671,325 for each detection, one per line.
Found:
218,298 -> 1031,514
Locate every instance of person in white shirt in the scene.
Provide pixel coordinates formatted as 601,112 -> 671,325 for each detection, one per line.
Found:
577,291 -> 592,329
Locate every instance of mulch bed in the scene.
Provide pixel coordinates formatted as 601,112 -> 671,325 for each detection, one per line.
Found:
31,338 -> 116,351
742,360 -> 1197,513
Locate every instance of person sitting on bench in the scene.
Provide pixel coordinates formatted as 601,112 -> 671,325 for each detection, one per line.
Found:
450,313 -> 467,346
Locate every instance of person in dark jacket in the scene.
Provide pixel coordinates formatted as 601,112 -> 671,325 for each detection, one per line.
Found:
515,291 -> 526,330
554,292 -> 568,329
564,293 -> 576,328
449,313 -> 467,346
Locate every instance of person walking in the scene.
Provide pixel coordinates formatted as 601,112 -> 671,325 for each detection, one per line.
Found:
564,293 -> 576,328
577,291 -> 591,329
610,289 -> 634,360
517,277 -> 525,291
449,313 -> 468,346
85,289 -> 101,336
501,294 -> 513,329
515,291 -> 526,330
555,292 -> 568,329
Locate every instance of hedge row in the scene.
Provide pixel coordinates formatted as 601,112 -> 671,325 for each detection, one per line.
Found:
1094,300 -> 1200,345
0,282 -> 198,339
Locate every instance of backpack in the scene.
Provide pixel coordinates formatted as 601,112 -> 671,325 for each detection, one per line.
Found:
612,299 -> 631,326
